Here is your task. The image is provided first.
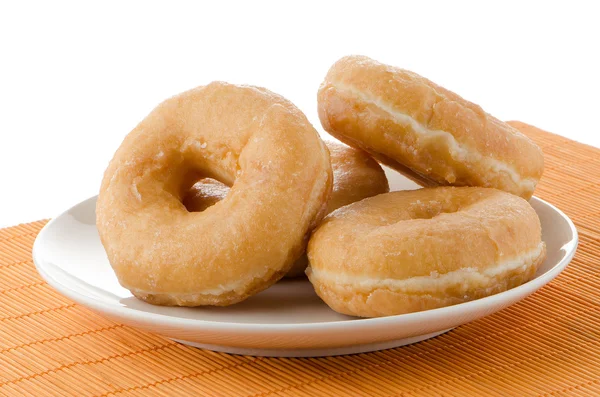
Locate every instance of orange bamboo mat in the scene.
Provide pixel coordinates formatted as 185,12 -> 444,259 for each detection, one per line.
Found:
1,122 -> 600,397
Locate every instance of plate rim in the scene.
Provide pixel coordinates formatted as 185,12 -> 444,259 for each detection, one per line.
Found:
33,195 -> 578,333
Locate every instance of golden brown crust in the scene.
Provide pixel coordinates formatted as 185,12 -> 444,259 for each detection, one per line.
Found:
308,261 -> 541,317
324,140 -> 389,213
136,266 -> 288,306
317,55 -> 544,199
307,187 -> 546,317
183,140 -> 389,278
97,82 -> 332,306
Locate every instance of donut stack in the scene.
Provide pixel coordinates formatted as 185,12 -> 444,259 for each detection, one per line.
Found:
97,55 -> 545,317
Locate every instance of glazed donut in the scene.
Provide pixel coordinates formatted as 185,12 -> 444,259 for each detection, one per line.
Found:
317,55 -> 544,199
97,82 -> 332,306
183,140 -> 390,277
307,187 -> 546,317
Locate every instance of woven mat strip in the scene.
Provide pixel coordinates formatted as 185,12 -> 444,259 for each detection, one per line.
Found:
1,121 -> 599,396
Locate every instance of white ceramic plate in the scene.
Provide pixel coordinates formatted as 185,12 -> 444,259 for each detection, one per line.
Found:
33,171 -> 578,357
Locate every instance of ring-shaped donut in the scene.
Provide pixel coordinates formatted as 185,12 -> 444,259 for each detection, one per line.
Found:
97,82 -> 332,306
307,187 -> 546,317
317,55 -> 544,199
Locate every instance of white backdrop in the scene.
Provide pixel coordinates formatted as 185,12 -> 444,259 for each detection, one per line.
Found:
1,1 -> 599,227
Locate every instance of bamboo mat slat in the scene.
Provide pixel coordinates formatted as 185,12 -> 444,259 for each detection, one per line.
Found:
1,122 -> 599,396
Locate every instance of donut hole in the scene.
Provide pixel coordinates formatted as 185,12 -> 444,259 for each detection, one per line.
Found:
182,178 -> 230,213
402,189 -> 486,221
175,143 -> 237,213
406,200 -> 459,220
